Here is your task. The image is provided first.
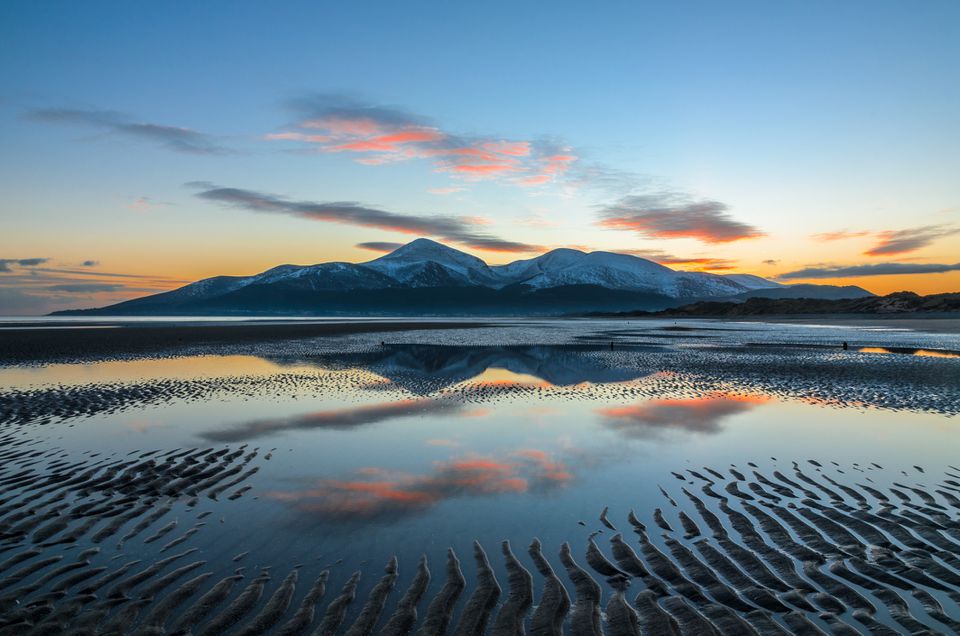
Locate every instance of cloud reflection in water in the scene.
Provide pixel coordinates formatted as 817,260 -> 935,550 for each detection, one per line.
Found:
200,397 -> 461,442
598,394 -> 767,439
266,449 -> 572,523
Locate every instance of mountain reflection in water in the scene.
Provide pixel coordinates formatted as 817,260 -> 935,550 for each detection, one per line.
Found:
281,343 -> 655,391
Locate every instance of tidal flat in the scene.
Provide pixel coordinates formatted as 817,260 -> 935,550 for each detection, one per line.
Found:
0,318 -> 958,635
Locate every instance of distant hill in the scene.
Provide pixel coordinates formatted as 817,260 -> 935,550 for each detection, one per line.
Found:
596,292 -> 960,317
52,238 -> 873,316
726,283 -> 874,301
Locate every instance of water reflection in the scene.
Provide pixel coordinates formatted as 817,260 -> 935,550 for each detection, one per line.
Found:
858,346 -> 960,358
597,394 -> 767,439
200,397 -> 461,442
291,344 -> 653,391
265,448 -> 572,523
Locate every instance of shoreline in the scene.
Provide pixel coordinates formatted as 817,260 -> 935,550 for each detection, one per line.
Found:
617,313 -> 960,333
0,319 -> 488,365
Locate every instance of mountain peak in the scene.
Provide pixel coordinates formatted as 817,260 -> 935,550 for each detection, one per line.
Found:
396,237 -> 446,251
361,237 -> 497,286
369,237 -> 488,269
378,237 -> 471,260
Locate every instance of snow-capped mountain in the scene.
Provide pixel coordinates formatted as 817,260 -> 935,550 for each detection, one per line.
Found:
723,274 -> 785,290
56,238 -> 872,316
491,248 -> 749,297
363,238 -> 502,287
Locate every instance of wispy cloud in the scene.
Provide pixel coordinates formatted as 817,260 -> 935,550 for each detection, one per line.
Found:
0,259 -> 188,314
811,229 -> 870,241
127,196 -> 173,212
191,183 -> 544,253
809,225 -> 957,257
864,225 -> 958,256
265,94 -> 576,187
46,282 -> 129,293
617,248 -> 736,271
356,241 -> 403,253
26,108 -> 229,155
0,257 -> 49,272
597,193 -> 764,243
779,262 -> 960,279
562,161 -> 655,197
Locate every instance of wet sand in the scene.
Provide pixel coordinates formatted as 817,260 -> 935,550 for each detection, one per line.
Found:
0,320 -> 488,365
1,425 -> 958,634
1,321 -> 958,633
641,314 -> 960,334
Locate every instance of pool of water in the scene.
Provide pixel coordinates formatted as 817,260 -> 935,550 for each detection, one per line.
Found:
1,319 -> 958,634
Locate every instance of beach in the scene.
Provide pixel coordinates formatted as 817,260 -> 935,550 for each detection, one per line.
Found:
0,317 -> 958,634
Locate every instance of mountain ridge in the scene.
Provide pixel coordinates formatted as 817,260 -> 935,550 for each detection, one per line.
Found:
52,238 -> 874,316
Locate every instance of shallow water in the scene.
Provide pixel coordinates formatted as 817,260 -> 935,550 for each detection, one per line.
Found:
1,319 -> 959,634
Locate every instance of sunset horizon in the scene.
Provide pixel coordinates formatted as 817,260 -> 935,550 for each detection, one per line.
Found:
3,2 -> 959,314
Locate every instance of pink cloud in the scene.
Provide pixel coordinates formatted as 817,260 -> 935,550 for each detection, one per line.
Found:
377,129 -> 444,144
264,102 -> 578,187
517,175 -> 552,186
447,163 -> 517,175
461,216 -> 493,225
302,116 -> 384,136
481,141 -> 531,156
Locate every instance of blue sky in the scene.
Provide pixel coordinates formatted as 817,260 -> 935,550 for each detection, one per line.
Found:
1,0 -> 959,313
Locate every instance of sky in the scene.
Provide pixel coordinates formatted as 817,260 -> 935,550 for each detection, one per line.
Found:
1,0 -> 958,314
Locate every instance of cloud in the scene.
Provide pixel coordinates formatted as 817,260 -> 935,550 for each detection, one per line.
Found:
778,262 -> 960,279
33,267 -> 181,281
0,261 -> 187,315
356,241 -> 403,253
598,395 -> 765,440
811,229 -> 870,241
128,197 -> 161,212
46,282 -> 127,293
864,225 -> 958,256
81,260 -> 99,267
265,94 -> 576,187
617,249 -> 736,270
562,161 -> 654,196
809,225 -> 958,257
265,448 -> 571,523
26,108 -> 229,155
192,183 -> 543,253
0,258 -> 49,272
597,193 -> 764,243
762,259 -> 779,266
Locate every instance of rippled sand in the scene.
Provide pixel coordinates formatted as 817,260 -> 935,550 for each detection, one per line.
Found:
0,318 -> 958,634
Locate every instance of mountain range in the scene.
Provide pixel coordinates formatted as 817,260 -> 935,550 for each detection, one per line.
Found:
54,238 -> 873,316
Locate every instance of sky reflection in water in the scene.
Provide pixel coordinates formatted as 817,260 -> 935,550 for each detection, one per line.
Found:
10,343 -> 954,538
